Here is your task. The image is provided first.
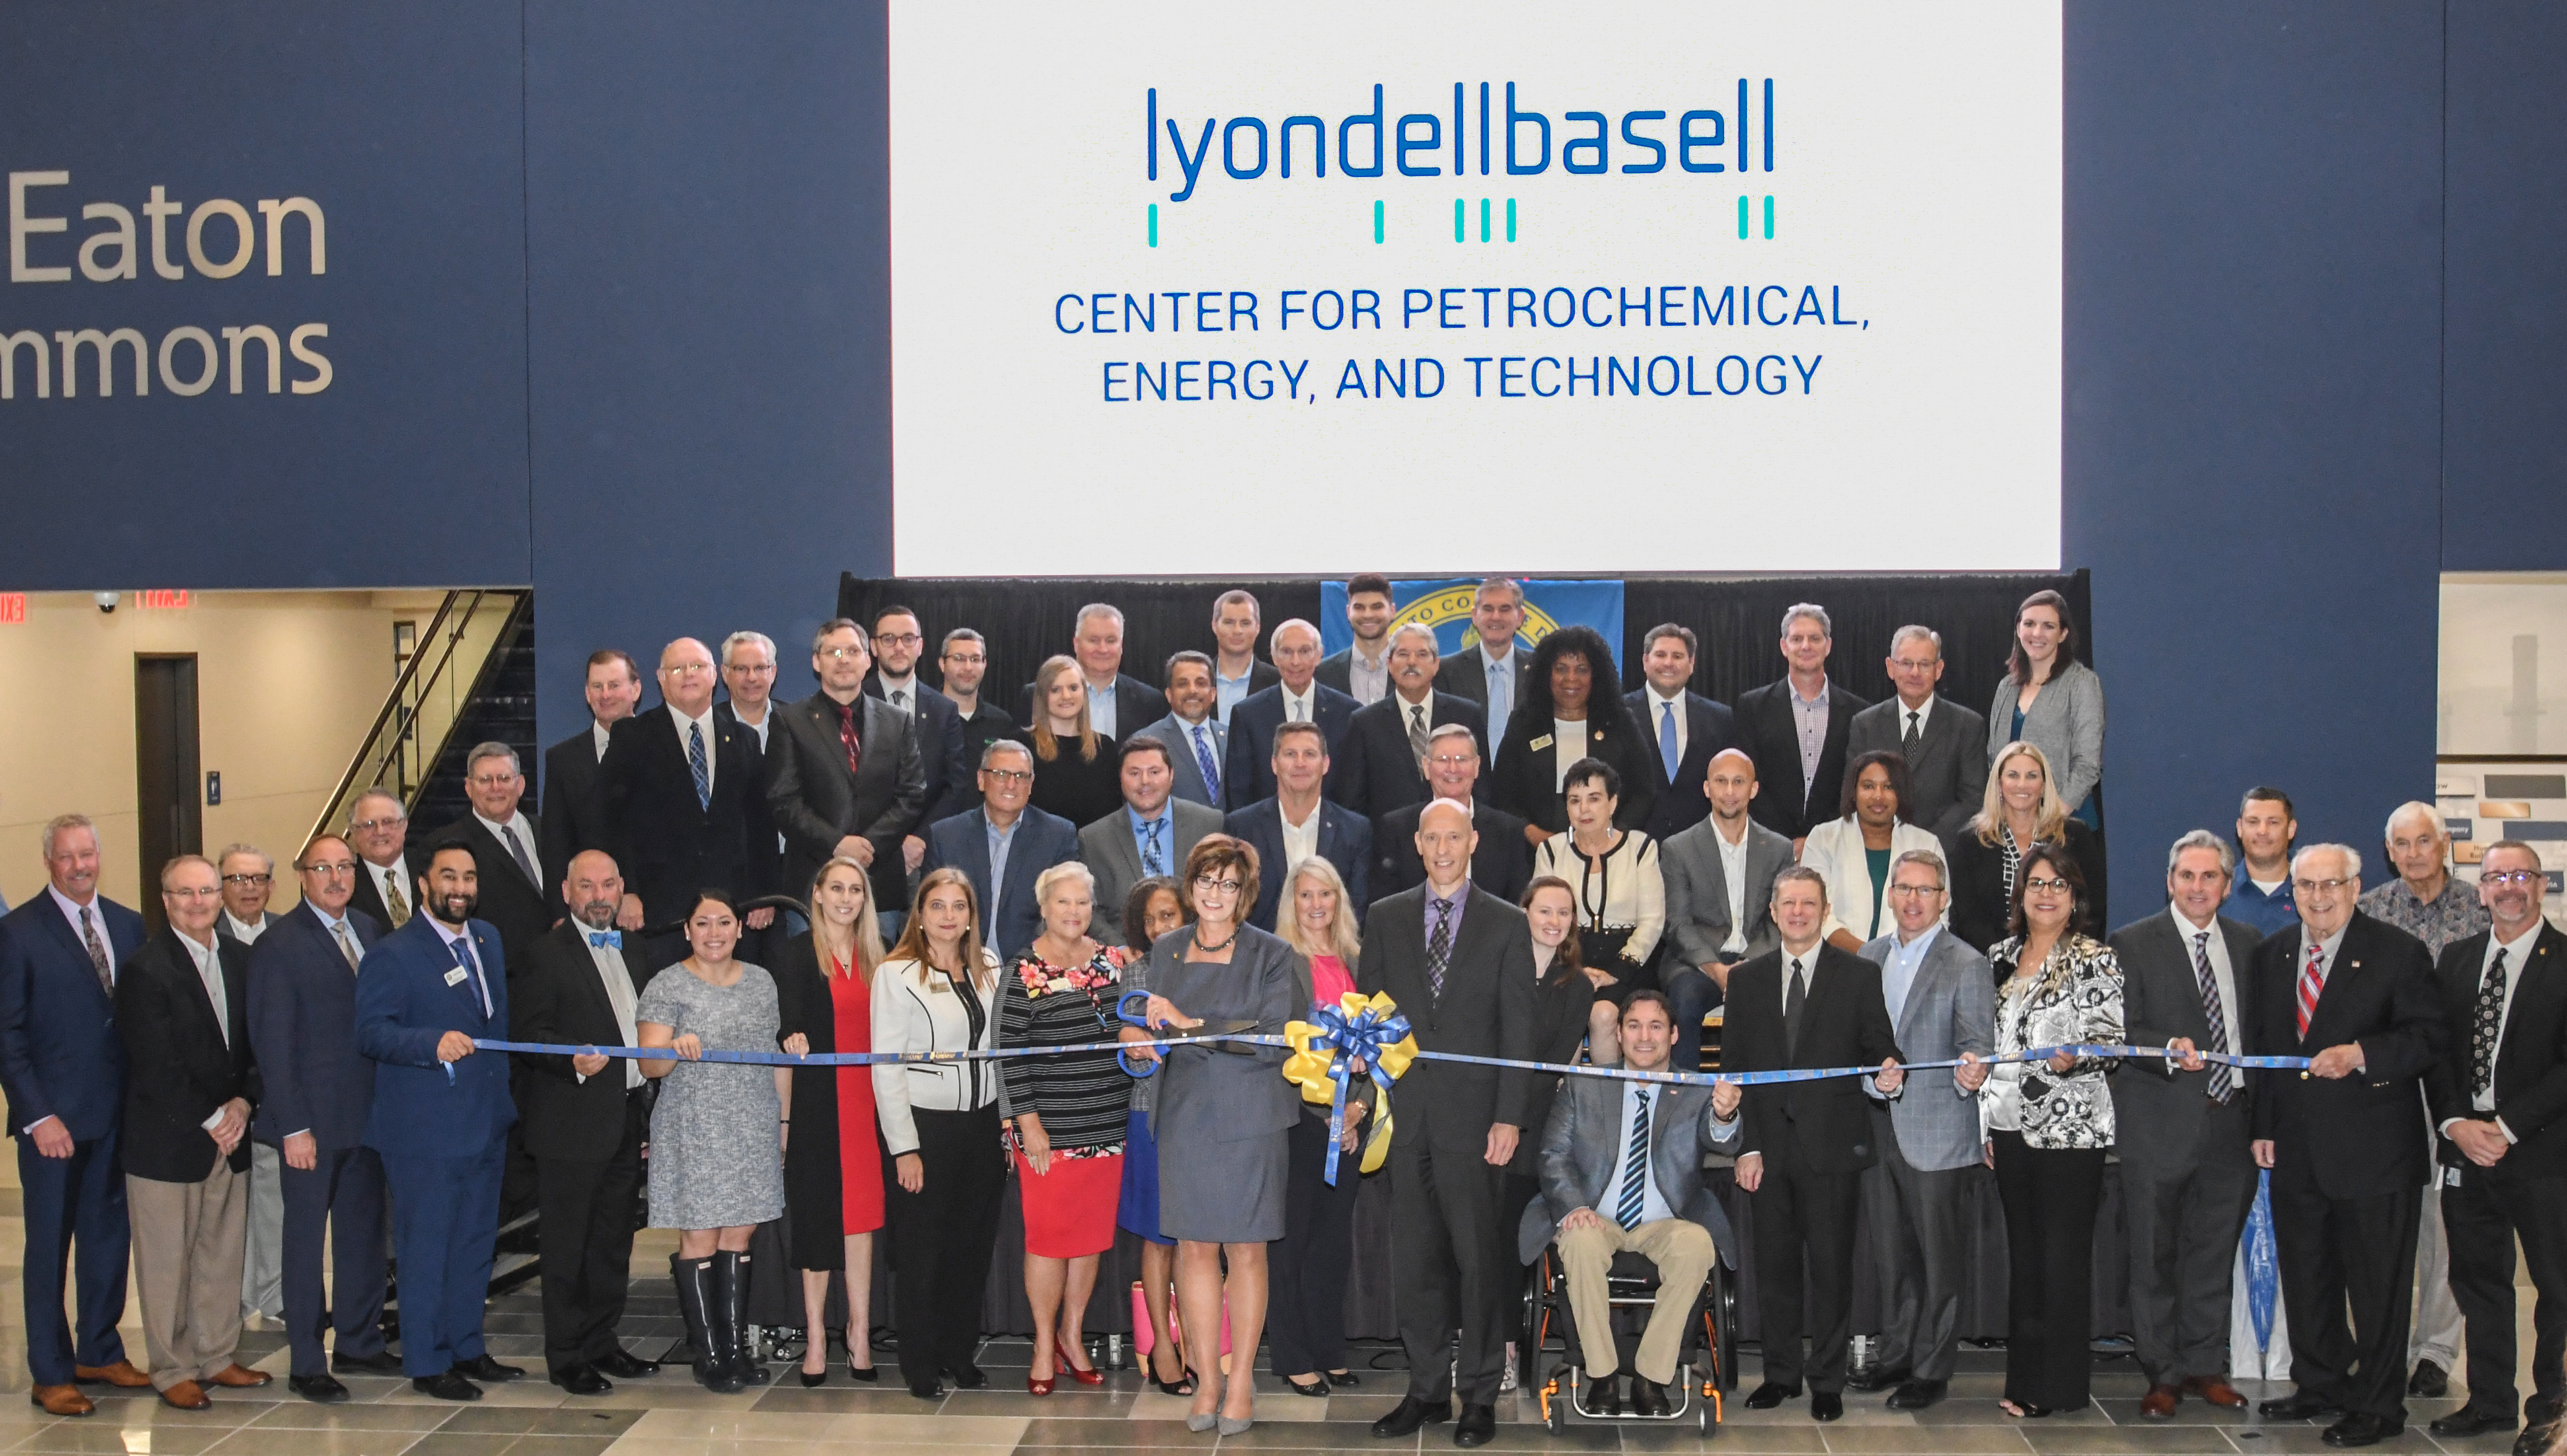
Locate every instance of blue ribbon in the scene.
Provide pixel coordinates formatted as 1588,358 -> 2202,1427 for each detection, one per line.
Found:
1301,999 -> 1414,1185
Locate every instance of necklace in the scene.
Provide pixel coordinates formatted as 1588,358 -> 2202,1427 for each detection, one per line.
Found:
1191,923 -> 1240,954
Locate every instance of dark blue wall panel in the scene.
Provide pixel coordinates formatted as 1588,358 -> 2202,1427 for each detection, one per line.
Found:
2063,0 -> 2446,903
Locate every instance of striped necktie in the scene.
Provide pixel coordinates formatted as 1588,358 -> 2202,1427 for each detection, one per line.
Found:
2193,930 -> 2233,1102
1190,723 -> 1222,803
1617,1088 -> 1652,1229
688,720 -> 711,810
2295,940 -> 2325,1040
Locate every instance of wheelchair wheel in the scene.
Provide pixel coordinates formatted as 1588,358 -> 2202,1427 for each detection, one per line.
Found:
1519,1261 -> 1549,1392
1712,1266 -> 1741,1393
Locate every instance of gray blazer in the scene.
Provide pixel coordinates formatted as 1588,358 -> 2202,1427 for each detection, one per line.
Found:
1134,924 -> 1304,1138
1520,1072 -> 1741,1267
1659,816 -> 1793,968
1133,713 -> 1228,809
1857,927 -> 1994,1171
1985,660 -> 2104,816
1077,799 -> 1225,945
1847,695 -> 1989,841
2106,907 -> 2264,1177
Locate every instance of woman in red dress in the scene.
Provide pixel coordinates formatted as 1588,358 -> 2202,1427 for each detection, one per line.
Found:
775,855 -> 890,1383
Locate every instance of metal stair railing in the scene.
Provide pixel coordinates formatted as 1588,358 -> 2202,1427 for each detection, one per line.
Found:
308,588 -> 529,848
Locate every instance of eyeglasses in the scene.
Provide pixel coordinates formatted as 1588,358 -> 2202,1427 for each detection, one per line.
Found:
727,663 -> 776,676
166,886 -> 221,900
2292,877 -> 2353,895
304,862 -> 358,877
1887,883 -> 1944,898
2482,870 -> 2546,888
874,632 -> 923,646
1427,754 -> 1477,768
1192,876 -> 1244,895
2021,876 -> 2072,893
985,769 -> 1032,785
221,872 -> 272,887
1887,658 -> 1939,673
818,646 -> 867,661
943,652 -> 986,666
350,815 -> 406,833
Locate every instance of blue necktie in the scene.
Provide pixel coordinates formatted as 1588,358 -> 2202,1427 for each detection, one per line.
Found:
1487,658 -> 1512,739
1140,818 -> 1166,877
450,937 -> 491,1018
588,930 -> 622,950
1658,700 -> 1681,781
1190,724 -> 1222,803
687,720 -> 710,809
1618,1089 -> 1652,1229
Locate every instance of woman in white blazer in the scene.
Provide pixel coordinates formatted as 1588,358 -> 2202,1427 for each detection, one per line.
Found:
1801,750 -> 1943,951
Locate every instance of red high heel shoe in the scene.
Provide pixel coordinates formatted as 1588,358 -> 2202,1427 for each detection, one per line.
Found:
1057,1329 -> 1104,1386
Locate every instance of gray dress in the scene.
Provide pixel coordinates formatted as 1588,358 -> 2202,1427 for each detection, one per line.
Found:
637,962 -> 787,1231
1142,925 -> 1303,1243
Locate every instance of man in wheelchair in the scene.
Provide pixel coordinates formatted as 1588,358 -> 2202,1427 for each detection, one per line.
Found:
1518,991 -> 1742,1415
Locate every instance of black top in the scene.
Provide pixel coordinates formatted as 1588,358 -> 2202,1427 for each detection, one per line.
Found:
1508,958 -> 1604,1176
772,930 -> 876,1269
1722,941 -> 1901,1175
1024,731 -> 1125,831
1942,817 -> 2108,952
2247,912 -> 2443,1199
116,930 -> 260,1182
1487,709 -> 1656,837
998,946 -> 1132,1153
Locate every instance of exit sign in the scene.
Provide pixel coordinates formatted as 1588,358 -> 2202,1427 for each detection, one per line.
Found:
0,593 -> 22,624
135,589 -> 192,609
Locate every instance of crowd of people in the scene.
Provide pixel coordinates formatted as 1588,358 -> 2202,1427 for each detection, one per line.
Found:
0,578 -> 2556,1455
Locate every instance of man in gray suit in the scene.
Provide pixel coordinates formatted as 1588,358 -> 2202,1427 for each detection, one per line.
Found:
1078,737 -> 1222,945
1130,651 -> 1228,809
1522,991 -> 1743,1416
1844,627 -> 1988,840
1661,749 -> 1794,1069
212,843 -> 286,1326
2109,830 -> 2264,1419
1851,850 -> 1992,1410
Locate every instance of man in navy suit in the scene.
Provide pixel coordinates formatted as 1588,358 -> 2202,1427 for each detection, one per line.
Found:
601,637 -> 779,939
921,740 -> 1080,961
247,834 -> 399,1403
0,814 -> 147,1416
355,842 -> 523,1401
1228,721 -> 1372,932
1334,625 -> 1490,822
1019,604 -> 1168,740
1224,619 -> 1359,811
1625,625 -> 1741,846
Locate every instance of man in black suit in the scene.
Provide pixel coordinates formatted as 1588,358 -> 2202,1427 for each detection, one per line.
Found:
768,618 -> 927,918
1625,623 -> 1741,845
601,637 -> 780,938
1359,798 -> 1536,1449
1733,604 -> 1869,850
1334,624 -> 1488,822
1226,720 -> 1371,930
864,607 -> 974,895
2423,842 -> 2567,1454
246,835 -> 399,1404
2248,845 -> 2446,1447
1020,603 -> 1166,740
116,855 -> 268,1410
347,789 -> 415,933
1844,627 -> 1988,840
1723,866 -> 1905,1421
2109,830 -> 2264,1419
936,628 -> 1020,773
539,648 -> 645,880
1315,571 -> 1395,705
1209,588 -> 1282,727
1224,618 -> 1359,810
513,850 -> 661,1396
1370,723 -> 1530,908
1431,577 -> 1534,745
423,743 -> 561,972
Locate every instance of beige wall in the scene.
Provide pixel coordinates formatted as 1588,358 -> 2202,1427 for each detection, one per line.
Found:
0,590 -> 445,912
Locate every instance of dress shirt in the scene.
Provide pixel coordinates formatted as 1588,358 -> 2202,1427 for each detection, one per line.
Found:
1215,664 -> 1255,726
1645,688 -> 1688,764
2437,921 -> 2547,1139
1880,924 -> 1940,1027
1347,648 -> 1389,705
2359,875 -> 2492,959
428,916 -> 494,1017
222,911 -> 269,946
2304,923 -> 2348,985
1600,1080 -> 1676,1227
475,810 -> 541,886
1481,645 -> 1518,740
1424,881 -> 1471,943
1893,694 -> 1935,743
362,858 -> 408,919
175,930 -> 234,1130
878,673 -> 919,717
591,719 -> 613,762
985,814 -> 1020,945
1280,797 -> 1321,876
48,884 -> 110,971
1713,819 -> 1751,956
1279,682 -> 1318,724
1083,677 -> 1118,738
670,703 -> 720,797
582,934 -> 646,1090
2170,907 -> 2241,1060
1127,804 -> 1175,879
1788,677 -> 1831,796
730,702 -> 772,753
1391,689 -> 1436,741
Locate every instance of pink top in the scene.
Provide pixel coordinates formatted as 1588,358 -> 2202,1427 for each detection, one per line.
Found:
1310,953 -> 1356,1007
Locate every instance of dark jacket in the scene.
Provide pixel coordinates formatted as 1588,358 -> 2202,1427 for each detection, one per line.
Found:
1844,694 -> 1990,842
1731,677 -> 1870,842
865,675 -> 976,835
1020,672 -> 1166,743
0,892 -> 143,1142
766,689 -> 927,910
773,932 -> 878,1268
1331,692 -> 1490,821
539,725 -> 614,880
1722,941 -> 1902,1175
116,929 -> 260,1180
599,704 -> 780,922
2247,912 -> 2444,1199
919,805 -> 1083,962
247,901 -> 384,1152
1942,817 -> 2108,954
2106,907 -> 2263,1178
511,920 -> 654,1163
2424,923 -> 2567,1182
1224,681 -> 1362,811
1487,706 -> 1656,836
1368,799 -> 1533,909
1225,796 -> 1373,932
1355,885 -> 1537,1149
1623,688 -> 1742,845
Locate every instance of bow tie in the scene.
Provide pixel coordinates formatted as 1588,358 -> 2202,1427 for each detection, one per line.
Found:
588,930 -> 623,949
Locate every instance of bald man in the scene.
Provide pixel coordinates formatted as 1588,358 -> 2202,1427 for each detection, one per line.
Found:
1661,748 -> 1794,1069
599,639 -> 778,945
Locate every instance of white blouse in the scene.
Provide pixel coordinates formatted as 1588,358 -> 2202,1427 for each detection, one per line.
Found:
870,950 -> 1005,1155
1799,816 -> 1944,945
1532,829 -> 1665,967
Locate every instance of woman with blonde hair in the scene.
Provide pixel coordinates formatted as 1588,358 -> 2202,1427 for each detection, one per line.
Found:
1942,741 -> 2107,952
871,868 -> 1007,1401
1026,654 -> 1123,828
1268,856 -> 1371,1397
773,856 -> 889,1384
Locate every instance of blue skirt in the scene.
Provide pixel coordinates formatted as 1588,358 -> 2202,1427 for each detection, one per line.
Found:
1116,1108 -> 1174,1246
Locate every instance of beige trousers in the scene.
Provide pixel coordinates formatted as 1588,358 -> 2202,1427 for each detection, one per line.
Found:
1558,1216 -> 1715,1385
128,1161 -> 247,1391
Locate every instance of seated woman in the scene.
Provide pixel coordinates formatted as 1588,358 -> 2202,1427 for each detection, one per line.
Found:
635,889 -> 794,1395
1490,626 -> 1655,842
1025,654 -> 1124,829
1530,757 -> 1666,987
1800,750 -> 1944,952
1943,741 -> 2108,953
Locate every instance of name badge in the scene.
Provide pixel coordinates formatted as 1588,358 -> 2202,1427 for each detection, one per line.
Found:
444,967 -> 469,987
1530,734 -> 1555,751
1045,977 -> 1075,994
928,979 -> 954,995
2444,1166 -> 2462,1188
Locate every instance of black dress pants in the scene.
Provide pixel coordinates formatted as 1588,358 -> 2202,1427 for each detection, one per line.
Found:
885,1106 -> 1005,1388
533,1093 -> 648,1374
2442,1168 -> 2567,1422
1991,1132 -> 2103,1411
1390,1136 -> 1507,1405
1748,1157 -> 1861,1393
1267,1110 -> 1363,1378
2270,1161 -> 2419,1422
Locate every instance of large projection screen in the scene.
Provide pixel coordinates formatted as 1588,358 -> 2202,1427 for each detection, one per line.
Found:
889,2 -> 2062,577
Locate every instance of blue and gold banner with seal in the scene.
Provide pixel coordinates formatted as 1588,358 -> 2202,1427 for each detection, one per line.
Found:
1283,991 -> 1417,1185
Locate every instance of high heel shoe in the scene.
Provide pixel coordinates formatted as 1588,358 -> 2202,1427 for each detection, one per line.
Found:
1056,1332 -> 1103,1386
799,1364 -> 827,1388
845,1361 -> 879,1383
1028,1349 -> 1057,1398
1150,1365 -> 1198,1398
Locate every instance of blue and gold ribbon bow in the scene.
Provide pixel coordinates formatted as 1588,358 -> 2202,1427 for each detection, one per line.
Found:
1284,991 -> 1417,1184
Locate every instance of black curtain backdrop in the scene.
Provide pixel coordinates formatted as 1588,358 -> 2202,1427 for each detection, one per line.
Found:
836,571 -> 2092,717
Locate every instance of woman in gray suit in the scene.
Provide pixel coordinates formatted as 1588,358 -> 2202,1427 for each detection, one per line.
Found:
1121,836 -> 1302,1435
1983,590 -> 2105,827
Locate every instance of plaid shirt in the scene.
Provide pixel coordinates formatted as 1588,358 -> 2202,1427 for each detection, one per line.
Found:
2357,874 -> 2489,959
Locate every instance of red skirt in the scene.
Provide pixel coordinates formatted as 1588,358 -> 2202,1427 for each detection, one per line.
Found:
1015,1150 -> 1122,1258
